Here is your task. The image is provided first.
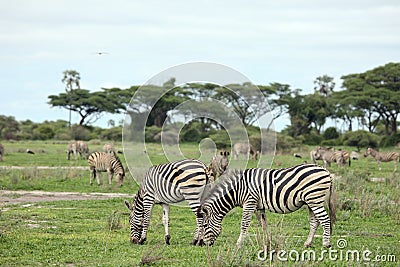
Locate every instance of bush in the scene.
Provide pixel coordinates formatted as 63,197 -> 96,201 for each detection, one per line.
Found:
379,133 -> 400,147
181,127 -> 201,142
208,130 -> 230,149
341,130 -> 378,150
303,132 -> 323,145
323,127 -> 339,140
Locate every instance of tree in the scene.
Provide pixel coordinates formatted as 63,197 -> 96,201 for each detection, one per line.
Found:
61,70 -> 81,127
341,62 -> 400,135
48,88 -> 127,126
314,75 -> 335,96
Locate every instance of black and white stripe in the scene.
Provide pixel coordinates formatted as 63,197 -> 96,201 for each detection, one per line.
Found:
124,159 -> 211,246
207,151 -> 230,181
198,164 -> 336,248
316,147 -> 350,167
364,147 -> 399,171
87,151 -> 125,186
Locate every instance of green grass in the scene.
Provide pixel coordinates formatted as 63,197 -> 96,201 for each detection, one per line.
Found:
0,141 -> 399,266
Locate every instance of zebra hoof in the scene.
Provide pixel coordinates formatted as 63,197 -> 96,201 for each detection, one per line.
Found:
165,235 -> 170,245
197,239 -> 205,246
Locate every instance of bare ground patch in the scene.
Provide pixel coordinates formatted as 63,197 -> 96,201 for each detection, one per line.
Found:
0,190 -> 132,206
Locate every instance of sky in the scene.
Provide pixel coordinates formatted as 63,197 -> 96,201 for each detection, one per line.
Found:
1,0 -> 399,132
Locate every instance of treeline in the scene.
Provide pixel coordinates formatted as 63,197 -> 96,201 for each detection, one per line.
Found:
2,62 -> 400,149
0,116 -> 122,141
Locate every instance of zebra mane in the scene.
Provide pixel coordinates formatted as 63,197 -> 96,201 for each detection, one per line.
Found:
200,169 -> 243,204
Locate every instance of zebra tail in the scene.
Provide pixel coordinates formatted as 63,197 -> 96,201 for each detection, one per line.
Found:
328,177 -> 337,233
348,157 -> 351,167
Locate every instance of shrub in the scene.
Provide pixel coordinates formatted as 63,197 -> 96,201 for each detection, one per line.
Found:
323,127 -> 339,140
341,130 -> 378,150
379,133 -> 400,147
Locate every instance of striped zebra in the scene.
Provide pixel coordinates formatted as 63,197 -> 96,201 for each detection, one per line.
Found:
198,164 -> 336,248
124,159 -> 211,246
87,151 -> 125,186
103,143 -> 114,153
364,147 -> 399,172
66,141 -> 78,160
207,151 -> 230,180
316,147 -> 350,167
77,141 -> 89,159
233,142 -> 258,160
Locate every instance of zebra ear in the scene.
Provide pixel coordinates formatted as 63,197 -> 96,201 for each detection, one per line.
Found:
124,200 -> 132,211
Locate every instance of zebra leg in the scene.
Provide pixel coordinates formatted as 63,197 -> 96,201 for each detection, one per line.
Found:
161,204 -> 171,245
304,207 -> 319,247
307,204 -> 331,248
236,202 -> 257,247
89,168 -> 94,186
107,170 -> 113,185
256,210 -> 267,232
378,161 -> 382,171
139,199 -> 154,245
96,171 -> 101,186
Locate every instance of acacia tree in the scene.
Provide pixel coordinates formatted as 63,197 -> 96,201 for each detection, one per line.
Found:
341,62 -> 400,135
48,88 -> 127,126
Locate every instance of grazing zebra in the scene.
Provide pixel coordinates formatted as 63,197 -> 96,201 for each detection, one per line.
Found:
77,140 -> 89,159
0,143 -> 4,161
103,143 -> 114,153
316,147 -> 350,167
310,150 -> 320,164
233,142 -> 258,160
124,159 -> 211,246
208,151 -> 230,180
87,151 -> 125,186
198,164 -> 336,248
66,141 -> 78,160
364,147 -> 399,172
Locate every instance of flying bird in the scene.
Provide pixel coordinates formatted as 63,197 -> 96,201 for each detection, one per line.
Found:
93,52 -> 109,55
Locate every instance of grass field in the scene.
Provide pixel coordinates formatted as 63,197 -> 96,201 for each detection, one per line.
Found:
0,141 -> 399,266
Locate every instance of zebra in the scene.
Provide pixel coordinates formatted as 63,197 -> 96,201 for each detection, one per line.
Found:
316,147 -> 350,167
0,143 -> 4,161
364,147 -> 399,172
77,140 -> 89,159
124,159 -> 211,246
87,151 -> 125,186
233,142 -> 258,160
66,141 -> 78,160
197,164 -> 336,248
103,143 -> 114,153
207,151 -> 230,180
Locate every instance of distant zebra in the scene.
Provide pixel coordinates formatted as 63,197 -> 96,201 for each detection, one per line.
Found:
208,151 -> 230,180
103,143 -> 114,153
364,147 -> 399,172
88,151 -> 125,186
198,164 -> 336,248
316,147 -> 350,167
124,159 -> 211,246
66,141 -> 78,160
0,143 -> 4,161
233,142 -> 258,160
77,141 -> 89,159
67,140 -> 89,160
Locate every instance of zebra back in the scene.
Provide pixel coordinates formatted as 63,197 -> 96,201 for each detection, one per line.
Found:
199,164 -> 335,247
88,151 -> 124,175
364,147 -> 399,162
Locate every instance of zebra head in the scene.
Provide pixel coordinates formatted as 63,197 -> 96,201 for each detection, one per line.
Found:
197,204 -> 223,246
364,147 -> 372,157
124,188 -> 145,244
